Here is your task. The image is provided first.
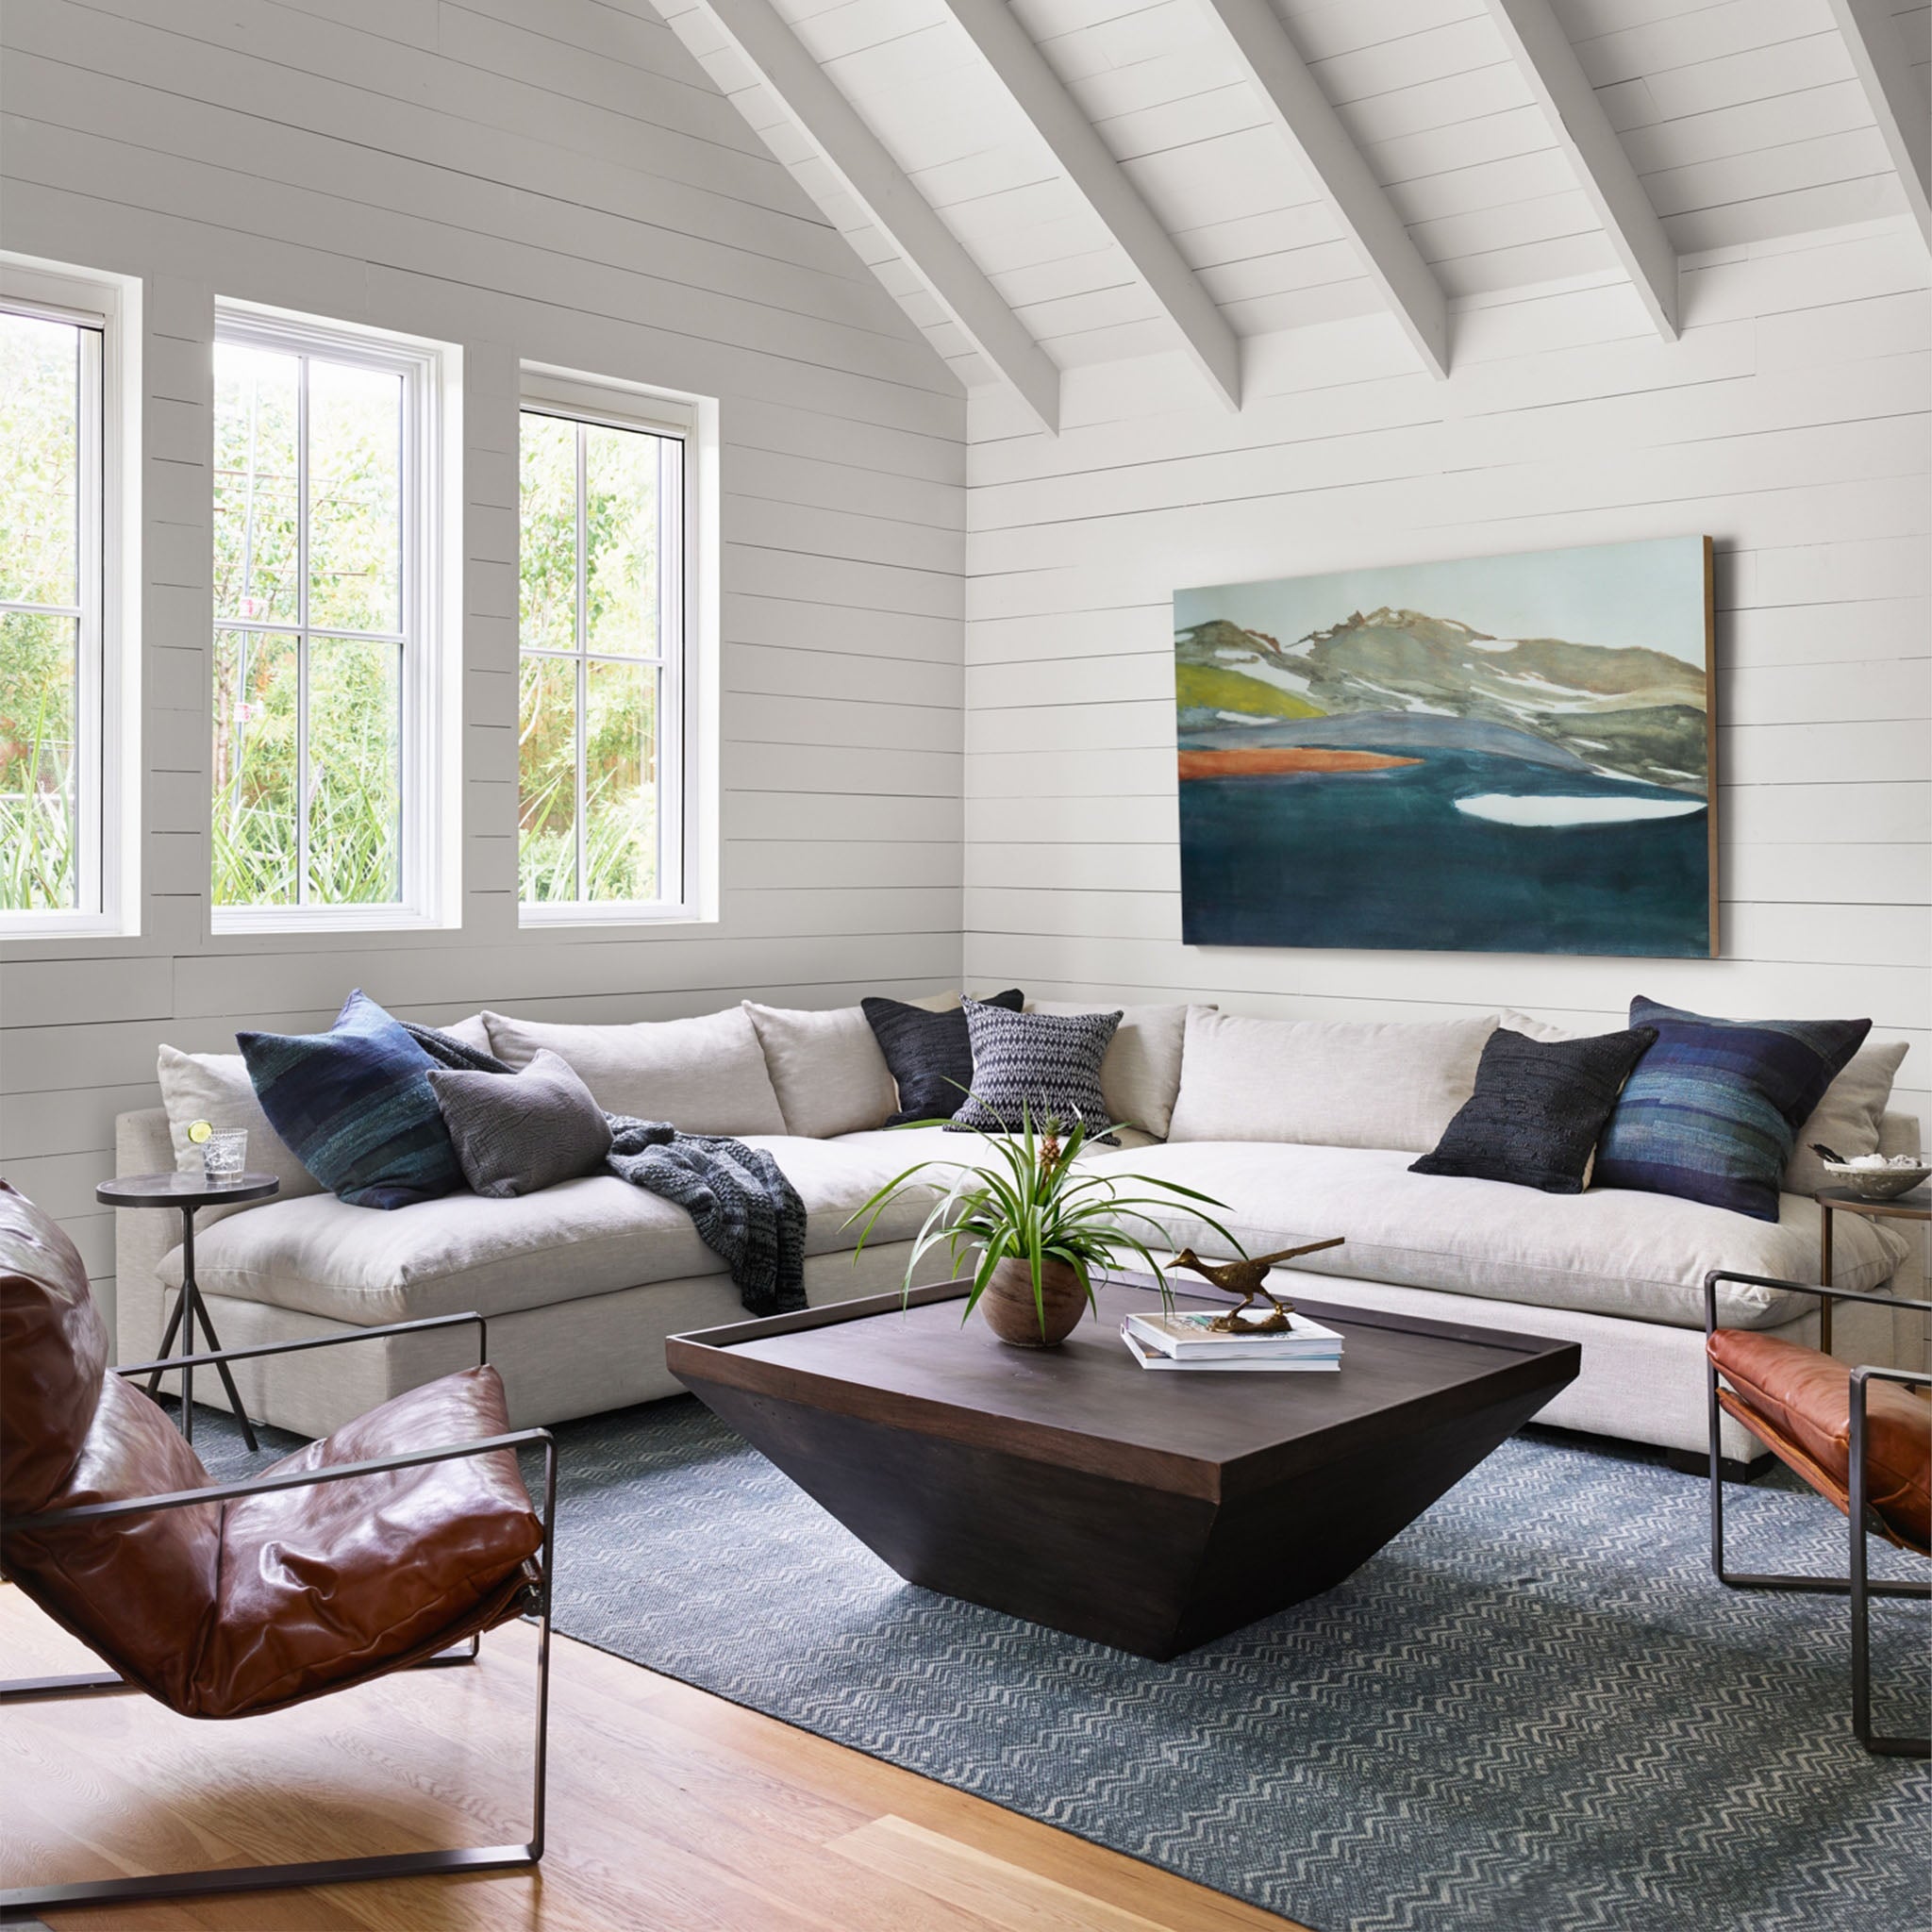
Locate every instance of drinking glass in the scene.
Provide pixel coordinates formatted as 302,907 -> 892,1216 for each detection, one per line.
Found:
203,1127 -> 248,1182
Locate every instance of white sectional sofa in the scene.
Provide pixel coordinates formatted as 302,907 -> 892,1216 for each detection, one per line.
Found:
113,997 -> 1924,1464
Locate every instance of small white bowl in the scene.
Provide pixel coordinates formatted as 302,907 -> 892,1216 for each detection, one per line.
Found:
1821,1158 -> 1931,1202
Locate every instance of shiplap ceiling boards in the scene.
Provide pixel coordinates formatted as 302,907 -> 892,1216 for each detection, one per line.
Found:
665,0 -> 1932,423
1480,0 -> 1679,339
1824,0 -> 1932,253
681,0 -> 1062,431
936,0 -> 1244,409
1192,0 -> 1452,378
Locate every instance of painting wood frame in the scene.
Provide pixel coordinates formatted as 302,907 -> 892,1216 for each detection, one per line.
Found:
1174,536 -> 1718,960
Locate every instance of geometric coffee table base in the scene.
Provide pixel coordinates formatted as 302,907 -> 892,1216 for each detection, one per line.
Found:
672,1279 -> 1579,1659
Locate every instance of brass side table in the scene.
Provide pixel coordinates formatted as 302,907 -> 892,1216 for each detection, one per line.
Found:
1817,1182 -> 1931,1356
96,1170 -> 279,1450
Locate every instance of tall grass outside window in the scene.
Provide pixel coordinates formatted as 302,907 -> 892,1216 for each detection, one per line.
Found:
0,304 -> 100,916
518,391 -> 686,916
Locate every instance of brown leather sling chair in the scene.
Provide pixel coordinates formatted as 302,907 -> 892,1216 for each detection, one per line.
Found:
1704,1269 -> 1931,1757
0,1179 -> 558,1913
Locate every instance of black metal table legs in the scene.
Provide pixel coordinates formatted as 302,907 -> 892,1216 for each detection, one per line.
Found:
142,1205 -> 259,1454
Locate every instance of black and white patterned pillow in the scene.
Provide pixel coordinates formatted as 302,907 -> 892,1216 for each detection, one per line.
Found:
948,1002 -> 1122,1141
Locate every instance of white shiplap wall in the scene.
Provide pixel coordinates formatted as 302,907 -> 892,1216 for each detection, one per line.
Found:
962,226 -> 1932,1132
0,0 -> 968,1337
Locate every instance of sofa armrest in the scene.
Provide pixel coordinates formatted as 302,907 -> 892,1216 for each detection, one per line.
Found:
112,1108 -> 177,1366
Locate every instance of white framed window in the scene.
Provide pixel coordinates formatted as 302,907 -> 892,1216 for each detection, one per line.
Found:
0,257 -> 139,936
517,368 -> 703,924
210,302 -> 457,932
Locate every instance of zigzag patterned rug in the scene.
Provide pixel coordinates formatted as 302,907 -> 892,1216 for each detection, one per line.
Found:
528,1396 -> 1927,1932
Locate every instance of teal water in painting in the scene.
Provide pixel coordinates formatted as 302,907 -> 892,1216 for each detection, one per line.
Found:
1178,748 -> 1710,957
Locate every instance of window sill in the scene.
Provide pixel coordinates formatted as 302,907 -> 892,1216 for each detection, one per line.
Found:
1,910 -> 138,942
518,901 -> 708,930
210,907 -> 449,937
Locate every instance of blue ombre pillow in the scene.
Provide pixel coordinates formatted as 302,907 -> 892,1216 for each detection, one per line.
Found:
1595,997 -> 1870,1222
238,991 -> 462,1210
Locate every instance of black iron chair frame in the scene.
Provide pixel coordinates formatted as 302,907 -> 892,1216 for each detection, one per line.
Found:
0,1309 -> 557,1913
1703,1269 -> 1931,1758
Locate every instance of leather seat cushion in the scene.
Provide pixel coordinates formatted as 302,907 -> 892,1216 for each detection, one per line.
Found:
1708,1330 -> 1930,1550
159,1137 -> 942,1326
204,1364 -> 542,1718
1074,1142 -> 1910,1331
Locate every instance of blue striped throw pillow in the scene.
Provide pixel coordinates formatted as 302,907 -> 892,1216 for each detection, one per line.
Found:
1595,997 -> 1870,1222
238,990 -> 462,1210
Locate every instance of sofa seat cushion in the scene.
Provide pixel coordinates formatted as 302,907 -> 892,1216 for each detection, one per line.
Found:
159,1137 -> 941,1327
1077,1142 -> 1910,1330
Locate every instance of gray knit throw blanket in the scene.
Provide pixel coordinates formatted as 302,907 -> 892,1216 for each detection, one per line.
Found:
406,1024 -> 807,1318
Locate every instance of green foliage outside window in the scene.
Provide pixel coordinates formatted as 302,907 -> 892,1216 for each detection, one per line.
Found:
518,410 -> 665,906
210,343 -> 405,908
0,312 -> 84,911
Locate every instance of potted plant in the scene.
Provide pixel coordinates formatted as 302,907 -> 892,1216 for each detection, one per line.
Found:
848,1107 -> 1243,1347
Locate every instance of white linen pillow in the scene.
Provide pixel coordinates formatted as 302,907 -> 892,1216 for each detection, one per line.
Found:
742,1002 -> 898,1140
1029,1002 -> 1206,1140
156,1044 -> 323,1226
481,1007 -> 786,1136
1167,1008 -> 1501,1152
429,1012 -> 493,1053
1784,1041 -> 1910,1196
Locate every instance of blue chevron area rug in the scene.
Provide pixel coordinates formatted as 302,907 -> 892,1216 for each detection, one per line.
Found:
525,1393 -> 1926,1932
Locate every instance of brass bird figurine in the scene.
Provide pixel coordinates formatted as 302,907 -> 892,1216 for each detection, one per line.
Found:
1173,1239 -> 1346,1332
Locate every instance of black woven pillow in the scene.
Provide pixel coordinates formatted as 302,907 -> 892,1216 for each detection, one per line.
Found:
948,1001 -> 1122,1143
862,991 -> 1024,1125
1409,1025 -> 1658,1194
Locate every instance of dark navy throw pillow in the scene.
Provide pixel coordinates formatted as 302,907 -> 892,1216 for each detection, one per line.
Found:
1594,997 -> 1870,1222
238,990 -> 463,1210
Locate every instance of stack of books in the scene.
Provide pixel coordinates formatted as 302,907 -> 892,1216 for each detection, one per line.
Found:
1120,1307 -> 1343,1373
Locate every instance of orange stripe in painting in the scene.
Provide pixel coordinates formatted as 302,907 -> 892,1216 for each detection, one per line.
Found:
1177,748 -> 1424,779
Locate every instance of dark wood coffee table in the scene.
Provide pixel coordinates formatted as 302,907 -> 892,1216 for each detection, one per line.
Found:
668,1277 -> 1579,1658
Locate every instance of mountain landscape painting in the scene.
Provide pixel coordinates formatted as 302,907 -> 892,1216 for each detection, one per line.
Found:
1174,536 -> 1716,958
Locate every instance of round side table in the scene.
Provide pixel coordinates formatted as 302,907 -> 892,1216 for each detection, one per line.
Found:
97,1172 -> 280,1451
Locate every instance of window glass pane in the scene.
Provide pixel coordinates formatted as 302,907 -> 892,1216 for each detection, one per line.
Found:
308,635 -> 401,904
308,360 -> 402,634
0,313 -> 80,609
585,658 -> 656,901
211,627 -> 299,908
584,422 -> 659,658
213,345 -> 301,626
518,653 -> 578,902
519,412 -> 576,654
0,611 -> 78,909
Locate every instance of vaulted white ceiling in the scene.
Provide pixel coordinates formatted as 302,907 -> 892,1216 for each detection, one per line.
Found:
658,0 -> 1932,426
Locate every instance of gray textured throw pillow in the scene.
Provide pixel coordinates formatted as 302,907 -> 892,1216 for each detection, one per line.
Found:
427,1048 -> 612,1199
948,1001 -> 1121,1141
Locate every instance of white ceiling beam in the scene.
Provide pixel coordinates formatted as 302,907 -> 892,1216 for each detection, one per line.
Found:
937,0 -> 1243,411
1824,0 -> 1932,256
1482,0 -> 1678,341
689,0 -> 1061,433
1196,0 -> 1449,378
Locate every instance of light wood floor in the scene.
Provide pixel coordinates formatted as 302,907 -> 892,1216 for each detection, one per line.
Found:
0,1585 -> 1303,1931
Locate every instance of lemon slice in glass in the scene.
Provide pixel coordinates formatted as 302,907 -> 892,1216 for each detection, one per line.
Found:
187,1119 -> 213,1144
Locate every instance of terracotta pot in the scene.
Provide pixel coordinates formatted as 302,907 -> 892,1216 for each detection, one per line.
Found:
978,1255 -> 1091,1348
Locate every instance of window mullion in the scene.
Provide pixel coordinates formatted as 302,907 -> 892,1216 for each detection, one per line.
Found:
294,353 -> 310,909
575,419 -> 589,906
77,322 -> 103,916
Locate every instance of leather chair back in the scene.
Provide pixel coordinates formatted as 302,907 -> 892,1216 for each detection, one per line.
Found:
1,1182 -> 224,1707
1,1178 -> 109,1513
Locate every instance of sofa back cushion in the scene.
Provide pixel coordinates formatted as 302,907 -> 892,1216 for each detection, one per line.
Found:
483,1006 -> 786,1136
157,1044 -> 325,1229
1785,1041 -> 1910,1197
743,1003 -> 898,1140
1029,1002 -> 1203,1140
1167,1008 -> 1501,1152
